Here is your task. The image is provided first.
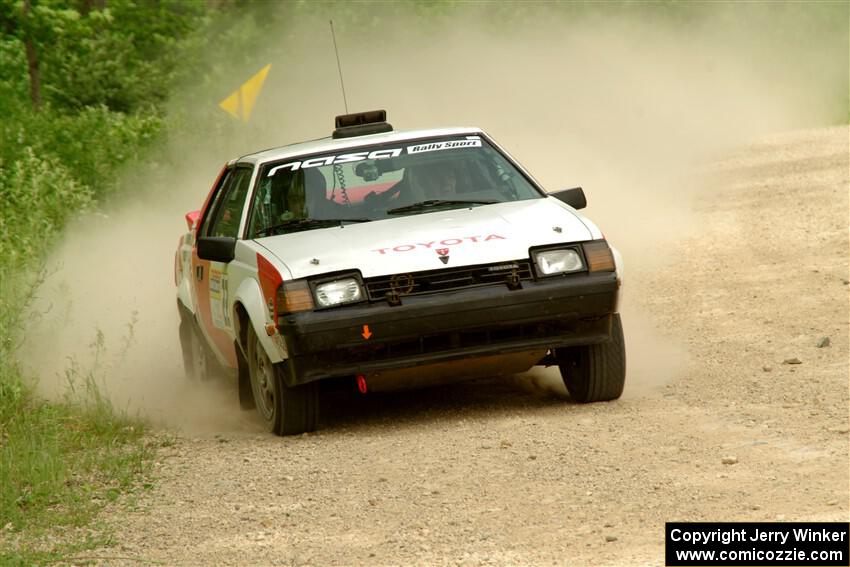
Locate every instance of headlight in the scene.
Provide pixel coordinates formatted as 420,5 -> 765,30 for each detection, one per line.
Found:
533,248 -> 584,276
314,277 -> 363,307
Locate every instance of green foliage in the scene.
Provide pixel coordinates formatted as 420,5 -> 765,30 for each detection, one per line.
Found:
0,147 -> 91,271
0,1 -> 212,562
0,375 -> 154,563
0,292 -> 153,560
0,0 -> 207,113
42,3 -> 206,113
0,34 -> 27,102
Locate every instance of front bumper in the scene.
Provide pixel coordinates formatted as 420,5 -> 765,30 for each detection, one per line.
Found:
278,272 -> 619,386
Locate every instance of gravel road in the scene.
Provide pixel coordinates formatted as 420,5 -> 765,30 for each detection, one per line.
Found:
95,126 -> 848,566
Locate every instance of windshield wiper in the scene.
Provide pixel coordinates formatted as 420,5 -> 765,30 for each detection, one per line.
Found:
255,218 -> 370,237
386,199 -> 497,215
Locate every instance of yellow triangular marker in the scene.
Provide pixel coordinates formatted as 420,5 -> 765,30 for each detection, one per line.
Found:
239,64 -> 270,121
219,90 -> 241,119
218,64 -> 271,122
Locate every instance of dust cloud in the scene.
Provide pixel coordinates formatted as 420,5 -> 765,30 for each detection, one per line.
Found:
20,4 -> 847,429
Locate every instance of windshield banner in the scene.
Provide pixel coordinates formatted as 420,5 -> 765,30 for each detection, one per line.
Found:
267,138 -> 482,175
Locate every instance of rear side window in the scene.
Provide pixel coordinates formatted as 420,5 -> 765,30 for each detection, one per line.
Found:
205,167 -> 254,238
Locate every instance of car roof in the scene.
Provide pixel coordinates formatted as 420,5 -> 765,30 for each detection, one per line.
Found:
234,126 -> 485,166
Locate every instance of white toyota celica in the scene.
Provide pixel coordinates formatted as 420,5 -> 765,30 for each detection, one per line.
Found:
175,110 -> 625,436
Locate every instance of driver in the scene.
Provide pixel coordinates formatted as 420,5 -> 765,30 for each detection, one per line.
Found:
425,164 -> 459,199
365,162 -> 460,209
280,172 -> 308,220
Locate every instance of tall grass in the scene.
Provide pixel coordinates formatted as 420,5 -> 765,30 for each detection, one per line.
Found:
0,289 -> 155,562
0,105 -> 162,566
0,2 -> 214,561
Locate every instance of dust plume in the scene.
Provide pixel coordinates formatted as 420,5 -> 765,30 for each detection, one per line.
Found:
20,4 -> 848,427
21,202 -> 263,434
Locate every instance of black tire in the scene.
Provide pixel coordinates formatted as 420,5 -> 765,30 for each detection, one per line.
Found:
179,309 -> 214,382
178,311 -> 194,378
246,326 -> 318,435
558,313 -> 626,403
235,340 -> 255,410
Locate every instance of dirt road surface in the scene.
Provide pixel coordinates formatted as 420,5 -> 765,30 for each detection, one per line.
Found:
94,127 -> 848,566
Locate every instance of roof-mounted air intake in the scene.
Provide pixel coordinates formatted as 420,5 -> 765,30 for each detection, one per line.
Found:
332,109 -> 393,139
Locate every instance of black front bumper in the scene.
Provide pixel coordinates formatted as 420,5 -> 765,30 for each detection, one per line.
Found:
278,273 -> 619,386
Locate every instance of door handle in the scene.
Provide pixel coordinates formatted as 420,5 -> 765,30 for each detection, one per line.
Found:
195,265 -> 204,281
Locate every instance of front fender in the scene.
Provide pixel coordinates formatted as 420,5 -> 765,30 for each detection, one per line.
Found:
175,235 -> 195,313
232,277 -> 288,364
611,244 -> 624,282
176,267 -> 194,313
610,244 -> 623,312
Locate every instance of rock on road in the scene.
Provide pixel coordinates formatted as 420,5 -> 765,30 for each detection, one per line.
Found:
97,126 -> 849,566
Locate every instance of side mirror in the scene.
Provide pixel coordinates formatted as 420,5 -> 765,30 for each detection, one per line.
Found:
550,187 -> 586,210
197,236 -> 236,263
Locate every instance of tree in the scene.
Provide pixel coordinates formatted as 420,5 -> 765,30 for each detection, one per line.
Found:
0,0 -> 208,114
22,0 -> 41,110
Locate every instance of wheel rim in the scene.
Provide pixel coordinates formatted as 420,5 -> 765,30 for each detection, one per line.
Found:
249,335 -> 277,423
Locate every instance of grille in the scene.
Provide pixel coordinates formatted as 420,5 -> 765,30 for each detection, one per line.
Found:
364,260 -> 533,301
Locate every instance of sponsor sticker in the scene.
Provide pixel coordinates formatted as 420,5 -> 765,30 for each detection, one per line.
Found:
267,139 -> 482,175
209,268 -> 230,329
407,139 -> 482,154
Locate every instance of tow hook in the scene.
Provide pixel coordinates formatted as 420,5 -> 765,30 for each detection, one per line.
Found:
356,374 -> 368,394
385,290 -> 402,306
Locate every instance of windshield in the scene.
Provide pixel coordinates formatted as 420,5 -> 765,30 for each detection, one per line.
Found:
248,134 -> 542,237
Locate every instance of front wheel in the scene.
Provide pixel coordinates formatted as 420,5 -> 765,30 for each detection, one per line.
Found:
246,326 -> 318,436
557,314 -> 626,403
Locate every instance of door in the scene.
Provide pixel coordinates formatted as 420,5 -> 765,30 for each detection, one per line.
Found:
191,165 -> 254,367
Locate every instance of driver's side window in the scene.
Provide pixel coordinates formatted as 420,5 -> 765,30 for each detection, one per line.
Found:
198,168 -> 234,237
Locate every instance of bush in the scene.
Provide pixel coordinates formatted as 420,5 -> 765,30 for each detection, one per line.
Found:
0,147 -> 91,271
0,3 -> 196,560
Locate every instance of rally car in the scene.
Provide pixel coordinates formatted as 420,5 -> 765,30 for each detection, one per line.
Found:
175,110 -> 625,436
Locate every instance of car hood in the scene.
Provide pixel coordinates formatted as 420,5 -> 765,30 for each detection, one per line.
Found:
256,197 -> 596,279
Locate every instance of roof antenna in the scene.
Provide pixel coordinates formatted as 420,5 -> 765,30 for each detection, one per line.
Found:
329,20 -> 349,114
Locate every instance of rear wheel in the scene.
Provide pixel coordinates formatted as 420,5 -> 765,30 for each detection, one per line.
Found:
246,326 -> 318,435
558,314 -> 626,403
179,309 -> 214,381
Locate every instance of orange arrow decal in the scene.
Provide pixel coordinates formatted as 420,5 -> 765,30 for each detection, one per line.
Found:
361,324 -> 372,340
